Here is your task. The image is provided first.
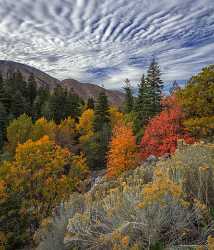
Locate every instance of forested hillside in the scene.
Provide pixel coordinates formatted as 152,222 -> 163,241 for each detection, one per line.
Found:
0,61 -> 213,250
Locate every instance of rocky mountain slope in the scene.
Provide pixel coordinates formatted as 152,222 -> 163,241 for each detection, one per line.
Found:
0,60 -> 60,88
0,60 -> 125,106
62,79 -> 125,107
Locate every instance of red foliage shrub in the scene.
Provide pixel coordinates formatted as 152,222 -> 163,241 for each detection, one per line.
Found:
140,95 -> 195,160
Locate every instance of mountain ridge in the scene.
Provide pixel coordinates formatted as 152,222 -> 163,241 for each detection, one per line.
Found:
0,60 -> 125,106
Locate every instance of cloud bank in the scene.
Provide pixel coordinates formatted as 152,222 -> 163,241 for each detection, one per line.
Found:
0,0 -> 213,89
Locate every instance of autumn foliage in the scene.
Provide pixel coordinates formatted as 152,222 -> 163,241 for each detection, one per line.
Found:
56,116 -> 77,150
176,65 -> 214,139
108,106 -> 124,127
77,109 -> 95,143
0,136 -> 88,247
0,64 -> 213,250
140,95 -> 195,160
107,123 -> 139,177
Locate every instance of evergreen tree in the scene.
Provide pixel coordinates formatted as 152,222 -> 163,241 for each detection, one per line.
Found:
0,72 -> 6,106
87,97 -> 95,109
3,70 -> 29,118
47,85 -> 66,123
47,85 -> 81,123
27,73 -> 37,107
15,70 -> 25,88
85,123 -> 111,169
93,123 -> 111,168
94,91 -> 110,132
0,71 -> 3,85
147,58 -> 163,114
123,79 -> 134,113
6,69 -> 14,83
87,91 -> 111,169
134,74 -> 154,133
33,86 -> 50,120
0,102 -> 7,150
65,90 -> 81,120
13,71 -> 28,97
10,91 -> 27,119
0,72 -> 11,113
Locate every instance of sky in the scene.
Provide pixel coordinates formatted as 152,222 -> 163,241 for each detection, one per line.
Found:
0,0 -> 214,89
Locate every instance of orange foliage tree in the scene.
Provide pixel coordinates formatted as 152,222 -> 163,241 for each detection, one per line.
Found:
107,123 -> 139,177
140,95 -> 195,160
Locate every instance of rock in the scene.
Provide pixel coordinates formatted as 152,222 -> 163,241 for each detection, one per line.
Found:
145,155 -> 158,164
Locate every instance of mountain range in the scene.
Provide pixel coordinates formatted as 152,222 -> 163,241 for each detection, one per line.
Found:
0,60 -> 125,107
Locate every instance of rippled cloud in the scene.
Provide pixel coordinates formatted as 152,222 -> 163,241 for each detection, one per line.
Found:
0,0 -> 213,89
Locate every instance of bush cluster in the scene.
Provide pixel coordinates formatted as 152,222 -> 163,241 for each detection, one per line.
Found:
35,141 -> 214,250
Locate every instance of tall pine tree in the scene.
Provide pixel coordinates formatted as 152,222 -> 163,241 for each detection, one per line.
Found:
3,70 -> 30,119
33,86 -> 50,120
0,72 -> 6,108
0,102 -> 7,150
134,74 -> 154,133
27,73 -> 37,107
86,97 -> 95,109
47,85 -> 82,123
65,90 -> 81,120
48,85 -> 67,123
146,58 -> 163,114
10,90 -> 27,119
0,72 -> 11,113
94,90 -> 110,132
90,90 -> 111,169
0,71 -> 3,86
123,78 -> 134,113
13,71 -> 28,98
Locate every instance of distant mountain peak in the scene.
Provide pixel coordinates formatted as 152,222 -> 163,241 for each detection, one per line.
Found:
0,60 -> 125,106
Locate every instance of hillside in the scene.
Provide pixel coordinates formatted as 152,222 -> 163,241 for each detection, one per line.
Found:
0,60 -> 125,106
0,60 -> 60,88
62,79 -> 125,107
35,141 -> 214,250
